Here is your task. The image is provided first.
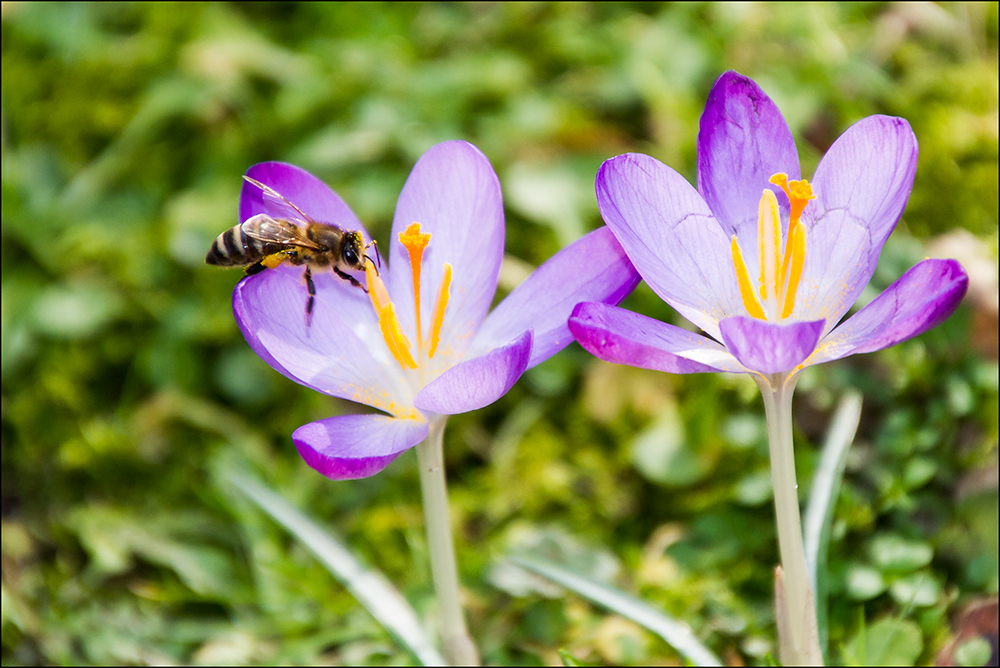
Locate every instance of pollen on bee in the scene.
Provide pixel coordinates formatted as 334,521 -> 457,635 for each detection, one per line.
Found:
262,253 -> 286,269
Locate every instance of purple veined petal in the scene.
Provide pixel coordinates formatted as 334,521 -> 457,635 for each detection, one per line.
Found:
569,302 -> 747,374
293,413 -> 429,480
386,141 -> 504,358
804,259 -> 968,367
413,329 -> 533,415
240,163 -> 381,268
719,316 -> 825,374
697,71 -> 800,244
233,265 -> 415,414
796,116 -> 918,334
596,153 -> 744,341
473,227 -> 640,369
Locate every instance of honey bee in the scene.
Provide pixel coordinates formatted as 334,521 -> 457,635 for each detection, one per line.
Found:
206,176 -> 378,326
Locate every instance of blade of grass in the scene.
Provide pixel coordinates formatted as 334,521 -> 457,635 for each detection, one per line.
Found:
226,470 -> 445,667
510,555 -> 722,666
802,390 -> 862,658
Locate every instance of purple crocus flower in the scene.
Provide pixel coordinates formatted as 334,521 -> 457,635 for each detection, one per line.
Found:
232,140 -> 639,480
569,71 -> 968,380
568,70 -> 968,665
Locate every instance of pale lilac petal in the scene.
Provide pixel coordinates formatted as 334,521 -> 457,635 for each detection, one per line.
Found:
414,330 -> 532,415
805,259 -> 968,366
569,302 -> 747,374
596,153 -> 744,340
387,141 -> 504,357
473,227 -> 640,369
233,265 -> 414,413
240,162 -> 379,265
293,414 -> 428,480
697,70 -> 800,243
719,316 -> 825,374
796,116 -> 919,334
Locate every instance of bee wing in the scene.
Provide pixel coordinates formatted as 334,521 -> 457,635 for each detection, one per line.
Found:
240,214 -> 323,250
242,175 -> 318,225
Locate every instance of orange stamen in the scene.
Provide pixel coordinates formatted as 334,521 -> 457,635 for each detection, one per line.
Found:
758,189 -> 782,306
732,236 -> 767,320
731,174 -> 814,322
378,302 -> 417,369
780,223 -> 807,319
427,263 -> 452,357
366,261 -> 417,370
366,262 -> 390,313
399,222 -> 431,354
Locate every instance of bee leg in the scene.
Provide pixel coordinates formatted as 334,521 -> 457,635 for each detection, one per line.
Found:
247,251 -> 290,276
246,261 -> 267,276
304,266 -> 316,328
334,267 -> 368,294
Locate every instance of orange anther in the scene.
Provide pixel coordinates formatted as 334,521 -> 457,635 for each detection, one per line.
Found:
732,236 -> 767,320
427,263 -> 452,357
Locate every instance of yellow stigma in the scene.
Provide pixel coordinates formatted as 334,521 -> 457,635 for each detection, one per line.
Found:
770,173 -> 815,224
364,222 -> 452,371
730,173 -> 811,321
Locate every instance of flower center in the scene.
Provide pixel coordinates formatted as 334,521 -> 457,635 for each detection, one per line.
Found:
730,173 -> 814,321
365,222 -> 452,370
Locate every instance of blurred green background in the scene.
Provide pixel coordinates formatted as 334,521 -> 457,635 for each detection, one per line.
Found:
2,3 -> 997,665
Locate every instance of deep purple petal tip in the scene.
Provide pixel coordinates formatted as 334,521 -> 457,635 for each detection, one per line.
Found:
806,259 -> 968,366
697,71 -> 799,240
719,316 -> 825,374
292,414 -> 428,480
569,302 -> 746,374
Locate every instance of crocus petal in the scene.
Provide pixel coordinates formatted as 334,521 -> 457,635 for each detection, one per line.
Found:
473,227 -> 640,369
414,330 -> 533,415
387,141 -> 504,357
805,259 -> 968,366
292,414 -> 428,480
240,162 -> 379,259
697,70 -> 800,243
719,316 -> 825,374
596,153 -> 743,340
233,265 -> 414,413
569,302 -> 746,374
796,116 -> 918,333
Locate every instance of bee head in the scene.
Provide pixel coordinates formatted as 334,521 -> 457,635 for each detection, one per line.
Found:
341,231 -> 366,270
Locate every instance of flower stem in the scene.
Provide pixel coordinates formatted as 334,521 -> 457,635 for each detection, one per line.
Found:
416,419 -> 480,666
757,374 -> 823,666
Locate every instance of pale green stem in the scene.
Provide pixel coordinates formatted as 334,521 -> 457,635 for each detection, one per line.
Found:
415,418 -> 480,666
756,373 -> 823,666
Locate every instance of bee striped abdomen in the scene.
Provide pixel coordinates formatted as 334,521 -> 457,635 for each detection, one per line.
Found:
206,225 -> 264,266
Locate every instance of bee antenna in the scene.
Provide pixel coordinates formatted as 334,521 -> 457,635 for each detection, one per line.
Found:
365,254 -> 380,276
364,240 -> 381,271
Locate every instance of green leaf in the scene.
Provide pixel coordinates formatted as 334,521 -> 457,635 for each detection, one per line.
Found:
954,637 -> 993,667
222,470 -> 444,667
888,573 -> 940,607
510,555 -> 722,667
802,391 -> 862,655
868,534 -> 933,574
844,563 -> 887,601
630,403 -> 709,487
843,617 -> 922,666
